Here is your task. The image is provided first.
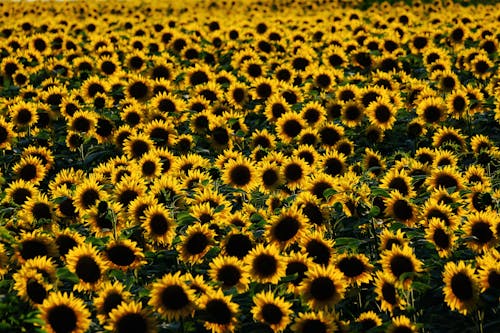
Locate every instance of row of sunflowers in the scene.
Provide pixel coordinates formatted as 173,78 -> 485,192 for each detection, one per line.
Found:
1,0 -> 500,332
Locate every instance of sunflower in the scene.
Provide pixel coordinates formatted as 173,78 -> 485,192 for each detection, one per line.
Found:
267,205 -> 307,249
417,96 -> 447,124
335,253 -> 373,286
53,228 -> 85,259
209,117 -> 233,151
12,155 -> 47,184
425,218 -> 456,258
363,148 -> 386,177
141,203 -> 176,245
306,173 -> 337,202
291,311 -> 337,333
340,101 -> 364,128
221,230 -> 254,260
387,316 -> 418,333
20,193 -> 54,227
276,112 -> 306,143
443,261 -> 480,315
0,116 -> 15,150
470,53 -> 493,80
123,132 -> 154,159
121,104 -> 145,128
463,210 -> 499,253
19,255 -> 58,284
105,239 -> 144,271
264,95 -> 292,122
186,64 -> 213,86
293,192 -> 328,230
426,165 -> 464,192
221,156 -> 257,192
106,301 -> 156,333
251,290 -> 293,333
0,243 -> 9,278
73,176 -> 106,215
208,255 -> 249,292
365,96 -> 397,130
380,168 -> 415,198
39,292 -> 91,333
274,63 -> 295,83
282,157 -> 310,191
3,179 -> 38,206
197,288 -> 239,333
16,231 -> 57,263
9,101 -> 38,128
354,311 -> 382,332
374,271 -> 405,313
149,272 -> 196,321
407,118 -> 427,138
293,145 -> 320,166
13,268 -> 52,306
299,263 -> 347,310
178,223 -> 215,264
432,149 -> 458,169
380,245 -> 423,289
66,243 -> 109,292
477,255 -> 500,292
94,281 -> 131,325
464,165 -> 490,187
300,230 -> 335,266
245,243 -> 285,284
300,101 -> 326,127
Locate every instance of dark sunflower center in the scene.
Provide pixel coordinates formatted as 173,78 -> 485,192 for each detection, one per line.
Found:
392,325 -> 414,333
186,233 -> 208,255
26,279 -> 47,304
423,105 -> 442,123
142,161 -> 157,176
161,285 -> 190,310
217,265 -> 241,287
212,127 -> 229,146
432,228 -> 450,249
190,71 -> 209,86
261,303 -> 283,325
150,213 -> 169,235
311,181 -> 332,201
103,292 -> 123,315
229,165 -> 251,186
75,255 -> 101,283
487,271 -> 500,289
344,105 -> 361,121
282,119 -> 302,138
306,240 -> 330,265
19,163 -> 38,181
375,105 -> 391,123
302,203 -> 324,226
388,177 -> 409,196
254,254 -> 277,277
262,169 -> 279,187
130,140 -> 149,158
471,221 -> 493,244
16,109 -> 33,125
205,299 -> 232,324
475,61 -> 489,74
273,216 -> 300,242
256,84 -> 272,99
115,313 -> 148,333
129,81 -> 149,100
47,305 -> 77,333
32,202 -> 51,220
81,189 -> 99,209
310,277 -> 336,301
435,174 -> 458,189
392,199 -> 414,221
339,90 -> 355,102
286,261 -> 308,286
56,235 -> 77,256
225,234 -> 252,259
12,187 -> 32,205
319,127 -> 340,146
304,109 -> 320,124
107,245 -> 136,266
73,116 -> 91,132
96,118 -> 113,137
284,163 -> 303,181
316,74 -> 331,88
413,36 -> 428,49
20,240 -> 48,260
0,126 -> 8,143
118,189 -> 139,208
389,255 -> 414,279
337,257 -> 365,277
271,103 -> 286,119
324,158 -> 343,176
302,319 -> 327,333
451,272 -> 474,301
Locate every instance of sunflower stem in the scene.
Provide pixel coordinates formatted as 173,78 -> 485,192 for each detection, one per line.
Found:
477,309 -> 484,333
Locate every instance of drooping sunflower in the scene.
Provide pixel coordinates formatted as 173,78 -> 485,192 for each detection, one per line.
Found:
363,148 -> 386,177
291,311 -> 337,333
197,288 -> 239,333
66,243 -> 109,292
106,301 -> 156,333
443,261 -> 480,315
432,149 -> 458,169
221,156 -> 257,192
374,271 -> 405,313
355,311 -> 382,332
149,272 -> 196,321
39,292 -> 91,333
299,263 -> 347,310
425,218 -> 456,258
335,253 -> 373,286
380,245 -> 423,289
245,243 -> 285,284
178,223 -> 215,264
251,290 -> 293,333
94,281 -> 131,325
141,203 -> 176,245
208,255 -> 250,292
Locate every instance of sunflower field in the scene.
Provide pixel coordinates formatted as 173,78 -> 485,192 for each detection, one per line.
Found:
1,0 -> 500,332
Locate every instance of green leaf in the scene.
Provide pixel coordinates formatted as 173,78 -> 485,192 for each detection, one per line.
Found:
56,267 -> 79,284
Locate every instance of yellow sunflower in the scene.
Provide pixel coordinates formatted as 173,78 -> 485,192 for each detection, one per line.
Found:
251,290 -> 293,333
443,261 -> 480,315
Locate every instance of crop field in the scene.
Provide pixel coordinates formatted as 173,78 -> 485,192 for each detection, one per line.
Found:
0,0 -> 500,332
